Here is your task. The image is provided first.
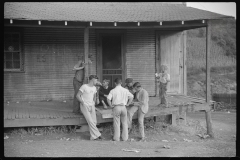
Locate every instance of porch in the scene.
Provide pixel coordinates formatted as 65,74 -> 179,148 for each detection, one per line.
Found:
4,94 -> 215,128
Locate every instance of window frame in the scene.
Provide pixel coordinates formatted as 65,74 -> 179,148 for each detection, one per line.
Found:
4,31 -> 24,72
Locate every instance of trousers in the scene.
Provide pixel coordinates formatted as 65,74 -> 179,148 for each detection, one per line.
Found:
127,105 -> 146,138
80,103 -> 101,140
73,77 -> 83,113
112,105 -> 128,141
159,82 -> 167,104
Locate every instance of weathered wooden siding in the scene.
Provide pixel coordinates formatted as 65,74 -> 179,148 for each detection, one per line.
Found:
126,29 -> 156,96
159,31 -> 182,93
4,27 -> 97,102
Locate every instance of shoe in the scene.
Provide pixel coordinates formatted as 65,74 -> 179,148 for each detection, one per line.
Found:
139,137 -> 146,142
94,136 -> 103,141
128,128 -> 132,134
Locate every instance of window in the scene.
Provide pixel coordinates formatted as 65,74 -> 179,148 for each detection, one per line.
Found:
4,32 -> 23,71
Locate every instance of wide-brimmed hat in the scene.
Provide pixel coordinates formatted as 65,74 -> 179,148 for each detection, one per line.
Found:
125,78 -> 133,84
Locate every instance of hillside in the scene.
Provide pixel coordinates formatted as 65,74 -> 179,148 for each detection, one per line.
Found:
186,18 -> 236,99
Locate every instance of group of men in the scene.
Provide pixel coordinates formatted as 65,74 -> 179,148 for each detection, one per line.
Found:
72,59 -> 149,141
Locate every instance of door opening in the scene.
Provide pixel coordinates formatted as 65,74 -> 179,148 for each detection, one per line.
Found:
101,35 -> 122,88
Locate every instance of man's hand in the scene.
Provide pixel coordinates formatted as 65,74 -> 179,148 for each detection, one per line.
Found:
104,94 -> 108,97
133,101 -> 140,106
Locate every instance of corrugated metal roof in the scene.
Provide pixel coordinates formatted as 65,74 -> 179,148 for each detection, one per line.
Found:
4,2 -> 232,22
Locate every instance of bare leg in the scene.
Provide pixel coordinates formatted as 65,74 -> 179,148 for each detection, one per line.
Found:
102,100 -> 108,109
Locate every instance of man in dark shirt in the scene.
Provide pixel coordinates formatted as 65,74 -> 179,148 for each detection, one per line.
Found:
72,56 -> 92,114
99,79 -> 113,109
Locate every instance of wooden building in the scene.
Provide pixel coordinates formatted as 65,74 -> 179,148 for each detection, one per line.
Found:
4,2 -> 232,137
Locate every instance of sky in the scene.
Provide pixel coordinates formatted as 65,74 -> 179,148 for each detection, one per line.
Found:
187,2 -> 236,19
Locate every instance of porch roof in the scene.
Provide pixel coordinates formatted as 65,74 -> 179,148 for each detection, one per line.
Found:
4,2 -> 232,22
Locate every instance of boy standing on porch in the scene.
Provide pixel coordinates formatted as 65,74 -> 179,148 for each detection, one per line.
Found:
156,65 -> 170,107
76,75 -> 102,141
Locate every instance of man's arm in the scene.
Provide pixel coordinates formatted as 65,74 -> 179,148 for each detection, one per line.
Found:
107,91 -> 113,108
126,91 -> 134,106
126,97 -> 133,106
134,90 -> 149,106
107,99 -> 113,108
72,60 -> 85,71
76,90 -> 84,104
94,92 -> 99,105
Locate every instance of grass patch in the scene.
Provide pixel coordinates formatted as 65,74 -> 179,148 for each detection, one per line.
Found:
187,65 -> 236,77
187,37 -> 236,73
4,125 -> 78,136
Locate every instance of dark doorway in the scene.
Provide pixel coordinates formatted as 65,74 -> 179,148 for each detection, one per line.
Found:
101,35 -> 122,88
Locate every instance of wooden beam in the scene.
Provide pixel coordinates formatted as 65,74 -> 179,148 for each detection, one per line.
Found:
205,110 -> 214,137
89,25 -> 207,29
206,21 -> 211,103
171,111 -> 177,126
205,20 -> 214,138
84,27 -> 89,83
4,24 -> 87,28
183,31 -> 187,95
155,32 -> 160,96
96,33 -> 102,82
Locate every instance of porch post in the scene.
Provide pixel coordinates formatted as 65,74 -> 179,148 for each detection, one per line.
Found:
84,27 -> 89,83
183,31 -> 187,95
205,20 -> 214,138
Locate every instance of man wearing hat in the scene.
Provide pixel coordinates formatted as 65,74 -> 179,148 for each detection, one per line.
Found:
127,82 -> 149,141
125,78 -> 135,95
76,75 -> 102,141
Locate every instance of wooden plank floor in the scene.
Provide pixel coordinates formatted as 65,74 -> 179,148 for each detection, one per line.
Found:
4,95 -> 214,128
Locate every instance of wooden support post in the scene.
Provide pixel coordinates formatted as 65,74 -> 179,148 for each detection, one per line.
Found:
205,20 -> 214,138
183,31 -> 187,95
171,112 -> 177,126
182,112 -> 186,125
84,27 -> 89,83
156,34 -> 160,97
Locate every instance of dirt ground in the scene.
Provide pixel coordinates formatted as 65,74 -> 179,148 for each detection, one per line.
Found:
4,111 -> 236,157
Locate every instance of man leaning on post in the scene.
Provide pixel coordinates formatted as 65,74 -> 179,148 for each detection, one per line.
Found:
76,75 -> 102,141
107,78 -> 133,141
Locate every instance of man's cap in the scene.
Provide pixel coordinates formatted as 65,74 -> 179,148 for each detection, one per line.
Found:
133,82 -> 141,88
125,78 -> 133,84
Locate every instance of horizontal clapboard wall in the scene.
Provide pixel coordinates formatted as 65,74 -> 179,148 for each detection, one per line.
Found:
4,27 -> 97,102
126,29 -> 156,96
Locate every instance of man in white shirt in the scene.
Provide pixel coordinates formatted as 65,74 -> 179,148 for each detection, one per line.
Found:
76,75 -> 102,141
107,78 -> 133,141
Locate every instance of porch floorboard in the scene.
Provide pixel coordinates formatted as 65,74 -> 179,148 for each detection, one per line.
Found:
4,95 -> 214,128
